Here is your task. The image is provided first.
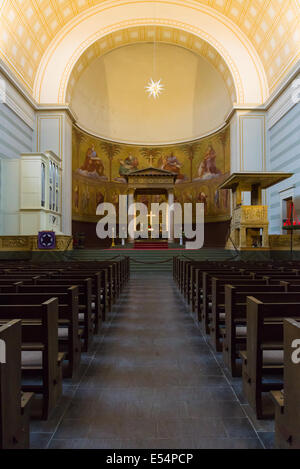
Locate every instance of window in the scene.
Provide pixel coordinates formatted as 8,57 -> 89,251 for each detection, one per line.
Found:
55,166 -> 59,212
41,163 -> 45,207
282,196 -> 294,233
47,160 -> 60,213
52,164 -> 56,211
285,197 -> 294,225
49,161 -> 52,210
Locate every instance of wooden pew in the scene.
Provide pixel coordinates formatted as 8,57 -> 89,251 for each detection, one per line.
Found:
264,274 -> 300,284
209,275 -> 296,351
271,318 -> 300,449
0,257 -> 127,315
210,279 -> 287,352
0,320 -> 33,449
194,268 -> 241,322
189,263 -> 236,309
0,288 -> 81,379
188,261 -> 238,304
49,271 -> 107,326
241,296 -> 300,419
67,264 -> 114,309
281,280 -> 300,292
223,284 -> 286,376
203,271 -> 299,340
33,278 -> 93,352
68,269 -> 108,322
0,275 -> 42,284
0,299 -> 64,420
201,272 -> 257,335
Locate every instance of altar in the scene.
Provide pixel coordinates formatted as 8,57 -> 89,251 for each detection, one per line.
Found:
125,166 -> 177,243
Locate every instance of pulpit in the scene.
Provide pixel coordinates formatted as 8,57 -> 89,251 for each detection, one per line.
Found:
219,172 -> 292,250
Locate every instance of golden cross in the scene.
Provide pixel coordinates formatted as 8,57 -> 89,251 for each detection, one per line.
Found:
147,211 -> 156,224
147,156 -> 155,166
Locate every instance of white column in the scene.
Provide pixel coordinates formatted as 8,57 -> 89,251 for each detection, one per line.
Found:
168,190 -> 174,243
128,190 -> 135,243
230,109 -> 266,173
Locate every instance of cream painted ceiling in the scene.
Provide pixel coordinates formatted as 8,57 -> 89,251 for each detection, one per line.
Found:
0,0 -> 299,99
70,42 -> 233,143
66,26 -> 236,105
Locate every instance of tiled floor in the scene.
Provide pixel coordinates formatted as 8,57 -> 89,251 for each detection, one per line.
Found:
31,272 -> 274,449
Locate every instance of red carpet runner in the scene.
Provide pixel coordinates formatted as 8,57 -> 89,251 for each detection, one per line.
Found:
134,241 -> 169,250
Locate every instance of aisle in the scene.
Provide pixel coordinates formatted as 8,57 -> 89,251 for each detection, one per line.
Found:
31,273 -> 269,449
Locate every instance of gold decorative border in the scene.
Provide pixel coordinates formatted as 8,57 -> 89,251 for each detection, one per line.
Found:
57,18 -> 244,105
0,236 -> 73,252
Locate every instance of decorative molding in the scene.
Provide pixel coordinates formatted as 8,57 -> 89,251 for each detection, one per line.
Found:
33,1 -> 268,105
0,70 -> 35,129
56,18 -> 244,105
74,120 -> 230,147
65,25 -> 237,105
0,62 -> 76,131
278,185 -> 296,194
269,234 -> 300,251
0,235 -> 73,251
267,70 -> 300,130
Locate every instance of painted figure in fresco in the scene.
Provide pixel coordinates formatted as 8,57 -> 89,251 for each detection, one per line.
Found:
119,155 -> 139,176
74,185 -> 79,212
107,191 -> 119,217
197,145 -> 221,180
222,189 -> 230,209
160,152 -> 186,182
197,191 -> 208,214
96,191 -> 104,207
81,187 -> 90,212
77,145 -> 108,180
114,155 -> 139,182
183,191 -> 194,204
214,189 -> 220,209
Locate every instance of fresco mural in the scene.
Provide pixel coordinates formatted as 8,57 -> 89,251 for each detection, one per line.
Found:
72,125 -> 230,223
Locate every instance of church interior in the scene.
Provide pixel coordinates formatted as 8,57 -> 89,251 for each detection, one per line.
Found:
0,0 -> 300,451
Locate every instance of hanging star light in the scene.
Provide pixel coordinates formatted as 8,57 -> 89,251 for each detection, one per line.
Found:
145,78 -> 164,99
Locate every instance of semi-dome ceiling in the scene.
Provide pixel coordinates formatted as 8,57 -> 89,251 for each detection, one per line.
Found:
0,0 -> 299,101
66,26 -> 237,105
70,42 -> 232,144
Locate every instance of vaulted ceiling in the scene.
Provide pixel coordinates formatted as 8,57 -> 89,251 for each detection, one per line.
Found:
66,26 -> 237,105
0,0 -> 299,101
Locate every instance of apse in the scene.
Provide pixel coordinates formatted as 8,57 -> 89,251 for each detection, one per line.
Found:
69,42 -> 232,144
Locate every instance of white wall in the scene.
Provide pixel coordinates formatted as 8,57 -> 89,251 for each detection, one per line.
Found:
230,110 -> 266,172
267,73 -> 300,234
0,72 -> 35,235
0,69 -> 74,237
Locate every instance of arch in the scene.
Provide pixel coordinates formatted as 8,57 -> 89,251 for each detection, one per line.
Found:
34,0 -> 269,105
66,25 -> 237,105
